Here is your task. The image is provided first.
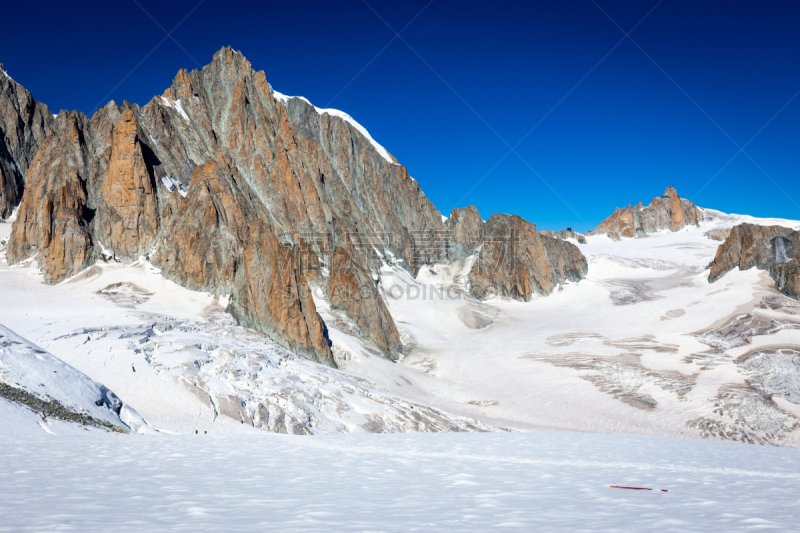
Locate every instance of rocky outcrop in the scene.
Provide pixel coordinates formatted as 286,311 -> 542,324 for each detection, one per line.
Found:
469,214 -> 587,301
156,160 -> 252,291
540,228 -> 586,244
0,63 -> 53,219
708,223 -> 800,300
588,186 -> 701,240
445,205 -> 484,259
704,228 -> 731,241
327,245 -> 401,359
7,47 -> 445,366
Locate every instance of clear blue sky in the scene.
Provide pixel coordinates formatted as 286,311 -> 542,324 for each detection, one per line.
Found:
3,0 -> 799,231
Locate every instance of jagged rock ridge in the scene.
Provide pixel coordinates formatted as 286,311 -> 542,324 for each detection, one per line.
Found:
0,63 -> 53,219
708,223 -> 800,300
7,47 -> 445,365
588,186 -> 701,240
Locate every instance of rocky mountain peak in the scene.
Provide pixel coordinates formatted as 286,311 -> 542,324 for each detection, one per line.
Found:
587,185 -> 701,240
445,205 -> 484,260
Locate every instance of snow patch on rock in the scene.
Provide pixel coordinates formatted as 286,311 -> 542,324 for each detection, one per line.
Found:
272,89 -> 395,164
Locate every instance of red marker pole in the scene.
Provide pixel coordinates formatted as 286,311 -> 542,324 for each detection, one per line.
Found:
610,485 -> 668,492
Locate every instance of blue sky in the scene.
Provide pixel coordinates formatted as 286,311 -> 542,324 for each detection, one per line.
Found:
3,0 -> 799,231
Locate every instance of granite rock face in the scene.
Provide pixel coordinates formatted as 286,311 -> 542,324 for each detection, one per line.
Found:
327,245 -> 401,359
469,214 -> 588,301
445,205 -> 484,259
708,223 -> 800,300
95,109 -> 159,260
230,222 -> 335,366
0,63 -> 53,219
588,186 -> 701,240
8,48 -> 444,365
8,112 -> 96,282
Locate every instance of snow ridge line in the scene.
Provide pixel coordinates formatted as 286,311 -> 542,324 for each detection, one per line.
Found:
301,445 -> 800,479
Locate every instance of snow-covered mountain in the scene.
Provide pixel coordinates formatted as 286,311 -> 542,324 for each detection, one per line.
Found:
3,199 -> 800,445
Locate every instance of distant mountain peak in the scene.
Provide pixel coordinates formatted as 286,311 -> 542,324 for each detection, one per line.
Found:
588,186 -> 701,240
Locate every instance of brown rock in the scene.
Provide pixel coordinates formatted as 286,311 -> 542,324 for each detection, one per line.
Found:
588,186 -> 701,240
469,214 -> 587,301
95,109 -> 159,259
230,221 -> 334,366
541,228 -> 587,244
7,113 -> 93,282
704,228 -> 731,241
155,160 -> 252,290
708,223 -> 800,300
327,245 -> 401,359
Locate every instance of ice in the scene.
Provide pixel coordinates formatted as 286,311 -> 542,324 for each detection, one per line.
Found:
0,253 -> 488,435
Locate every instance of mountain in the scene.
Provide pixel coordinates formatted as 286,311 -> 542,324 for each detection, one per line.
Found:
587,185 -> 701,240
5,47 -> 587,365
0,63 -> 53,219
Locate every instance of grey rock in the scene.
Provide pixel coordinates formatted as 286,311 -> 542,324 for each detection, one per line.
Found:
0,63 -> 54,219
445,205 -> 484,259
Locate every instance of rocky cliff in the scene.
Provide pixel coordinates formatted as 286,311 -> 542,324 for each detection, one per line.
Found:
469,214 -> 587,301
588,186 -> 701,240
708,223 -> 800,300
327,244 -> 402,359
0,63 -> 53,219
445,205 -> 484,259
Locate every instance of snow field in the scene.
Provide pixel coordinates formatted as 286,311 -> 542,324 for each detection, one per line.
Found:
0,428 -> 798,532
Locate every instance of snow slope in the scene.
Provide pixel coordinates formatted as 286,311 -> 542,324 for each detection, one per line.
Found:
0,324 -> 148,434
3,205 -> 800,447
1,425 -> 798,532
314,209 -> 800,446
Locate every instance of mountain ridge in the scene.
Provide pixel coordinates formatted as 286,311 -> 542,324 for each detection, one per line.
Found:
3,47 -> 588,365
